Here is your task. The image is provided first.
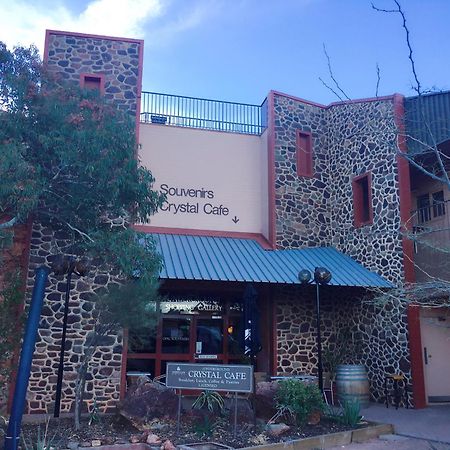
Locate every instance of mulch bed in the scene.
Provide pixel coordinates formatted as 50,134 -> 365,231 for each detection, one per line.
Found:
21,414 -> 364,449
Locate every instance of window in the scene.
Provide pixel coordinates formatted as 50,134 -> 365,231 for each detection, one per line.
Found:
417,194 -> 431,223
80,73 -> 105,94
432,190 -> 446,218
296,130 -> 313,177
352,173 -> 373,227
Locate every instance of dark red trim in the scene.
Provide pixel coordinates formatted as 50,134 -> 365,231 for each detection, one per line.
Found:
296,130 -> 313,178
271,90 -> 328,109
352,172 -> 374,228
135,40 -> 144,150
120,328 -> 129,400
328,94 -> 397,108
133,225 -> 273,249
79,73 -> 105,95
43,30 -> 51,65
407,305 -> 426,408
267,91 -> 277,249
393,94 -> 415,283
45,29 -> 144,44
271,90 -> 397,110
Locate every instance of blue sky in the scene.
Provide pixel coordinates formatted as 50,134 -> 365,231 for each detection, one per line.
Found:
1,0 -> 449,105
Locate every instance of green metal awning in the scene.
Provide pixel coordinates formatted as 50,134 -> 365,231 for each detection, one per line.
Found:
151,233 -> 392,288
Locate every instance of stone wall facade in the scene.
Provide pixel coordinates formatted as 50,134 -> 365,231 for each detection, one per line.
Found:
25,223 -> 123,414
275,285 -> 412,406
273,95 -> 331,249
326,101 -> 404,285
272,94 -> 411,405
45,31 -> 142,117
20,31 -> 144,414
272,93 -> 405,285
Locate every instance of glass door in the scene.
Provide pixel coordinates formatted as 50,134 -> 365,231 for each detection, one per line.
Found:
159,315 -> 193,375
194,316 -> 224,362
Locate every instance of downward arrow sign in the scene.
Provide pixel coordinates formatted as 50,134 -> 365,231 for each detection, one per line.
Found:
232,216 -> 239,224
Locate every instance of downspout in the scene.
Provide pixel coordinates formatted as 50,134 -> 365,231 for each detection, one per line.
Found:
4,266 -> 49,450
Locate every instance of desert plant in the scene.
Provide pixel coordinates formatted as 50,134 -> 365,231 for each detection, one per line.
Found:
192,390 -> 225,413
275,380 -> 325,425
88,398 -> 101,426
339,399 -> 362,426
21,419 -> 61,450
325,399 -> 363,427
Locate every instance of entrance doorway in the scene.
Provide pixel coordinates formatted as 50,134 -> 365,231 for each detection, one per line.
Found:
420,308 -> 450,403
125,297 -> 247,385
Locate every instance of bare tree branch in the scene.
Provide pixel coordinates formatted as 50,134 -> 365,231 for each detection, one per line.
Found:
375,63 -> 381,97
318,77 -> 345,102
322,43 -> 352,101
372,0 -> 421,94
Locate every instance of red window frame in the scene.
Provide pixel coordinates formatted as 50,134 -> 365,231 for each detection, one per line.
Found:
79,73 -> 105,95
296,130 -> 313,177
352,172 -> 373,227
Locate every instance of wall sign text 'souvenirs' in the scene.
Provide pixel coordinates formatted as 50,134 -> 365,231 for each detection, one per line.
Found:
166,363 -> 253,393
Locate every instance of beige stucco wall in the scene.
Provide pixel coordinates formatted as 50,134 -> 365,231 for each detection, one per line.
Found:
139,124 -> 269,236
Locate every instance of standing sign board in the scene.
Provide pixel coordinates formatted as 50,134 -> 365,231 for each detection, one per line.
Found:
166,363 -> 253,393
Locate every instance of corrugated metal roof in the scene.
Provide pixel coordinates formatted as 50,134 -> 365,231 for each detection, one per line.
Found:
151,233 -> 392,288
405,91 -> 450,154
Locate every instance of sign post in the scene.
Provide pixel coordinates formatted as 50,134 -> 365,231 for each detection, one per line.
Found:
166,363 -> 254,436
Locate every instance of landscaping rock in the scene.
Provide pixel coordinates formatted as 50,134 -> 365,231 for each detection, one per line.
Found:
307,410 -> 321,425
266,423 -> 291,437
129,434 -> 142,444
227,398 -> 254,423
146,433 -> 162,445
161,440 -> 176,450
253,381 -> 279,420
91,440 -> 101,447
119,377 -> 178,429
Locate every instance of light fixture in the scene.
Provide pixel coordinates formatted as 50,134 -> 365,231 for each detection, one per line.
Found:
50,255 -> 90,418
298,266 -> 332,392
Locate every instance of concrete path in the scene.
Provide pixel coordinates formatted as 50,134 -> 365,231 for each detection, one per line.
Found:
361,402 -> 450,443
327,402 -> 450,450
328,437 -> 450,449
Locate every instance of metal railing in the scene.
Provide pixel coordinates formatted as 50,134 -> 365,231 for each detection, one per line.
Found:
411,200 -> 448,228
410,200 -> 449,282
141,91 -> 267,135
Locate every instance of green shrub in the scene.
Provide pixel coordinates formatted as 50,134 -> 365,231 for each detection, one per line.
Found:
275,380 -> 325,425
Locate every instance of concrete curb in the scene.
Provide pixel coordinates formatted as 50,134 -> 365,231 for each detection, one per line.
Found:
239,423 -> 394,450
76,423 -> 394,450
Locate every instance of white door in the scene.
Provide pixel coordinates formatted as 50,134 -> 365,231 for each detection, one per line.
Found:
420,308 -> 450,403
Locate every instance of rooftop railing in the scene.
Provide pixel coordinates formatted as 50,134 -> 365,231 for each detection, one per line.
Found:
141,91 -> 267,135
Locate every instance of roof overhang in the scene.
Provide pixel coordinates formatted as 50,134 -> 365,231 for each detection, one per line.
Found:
149,233 -> 392,288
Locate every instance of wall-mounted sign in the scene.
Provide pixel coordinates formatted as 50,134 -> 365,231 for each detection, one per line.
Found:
139,124 -> 269,235
160,295 -> 223,314
166,363 -> 253,393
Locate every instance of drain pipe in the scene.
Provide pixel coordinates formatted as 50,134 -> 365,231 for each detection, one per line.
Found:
4,266 -> 49,450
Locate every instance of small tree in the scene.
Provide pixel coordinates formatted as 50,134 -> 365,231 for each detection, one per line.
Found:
0,42 -> 165,426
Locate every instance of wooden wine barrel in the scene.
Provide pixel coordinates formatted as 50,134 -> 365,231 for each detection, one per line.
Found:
336,364 -> 370,408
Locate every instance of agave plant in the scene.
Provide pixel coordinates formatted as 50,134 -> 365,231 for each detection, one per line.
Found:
192,390 -> 225,413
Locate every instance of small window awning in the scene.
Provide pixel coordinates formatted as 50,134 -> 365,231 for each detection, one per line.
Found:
151,233 -> 392,288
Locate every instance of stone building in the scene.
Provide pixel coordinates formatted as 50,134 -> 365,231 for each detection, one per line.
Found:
2,29 -> 449,415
